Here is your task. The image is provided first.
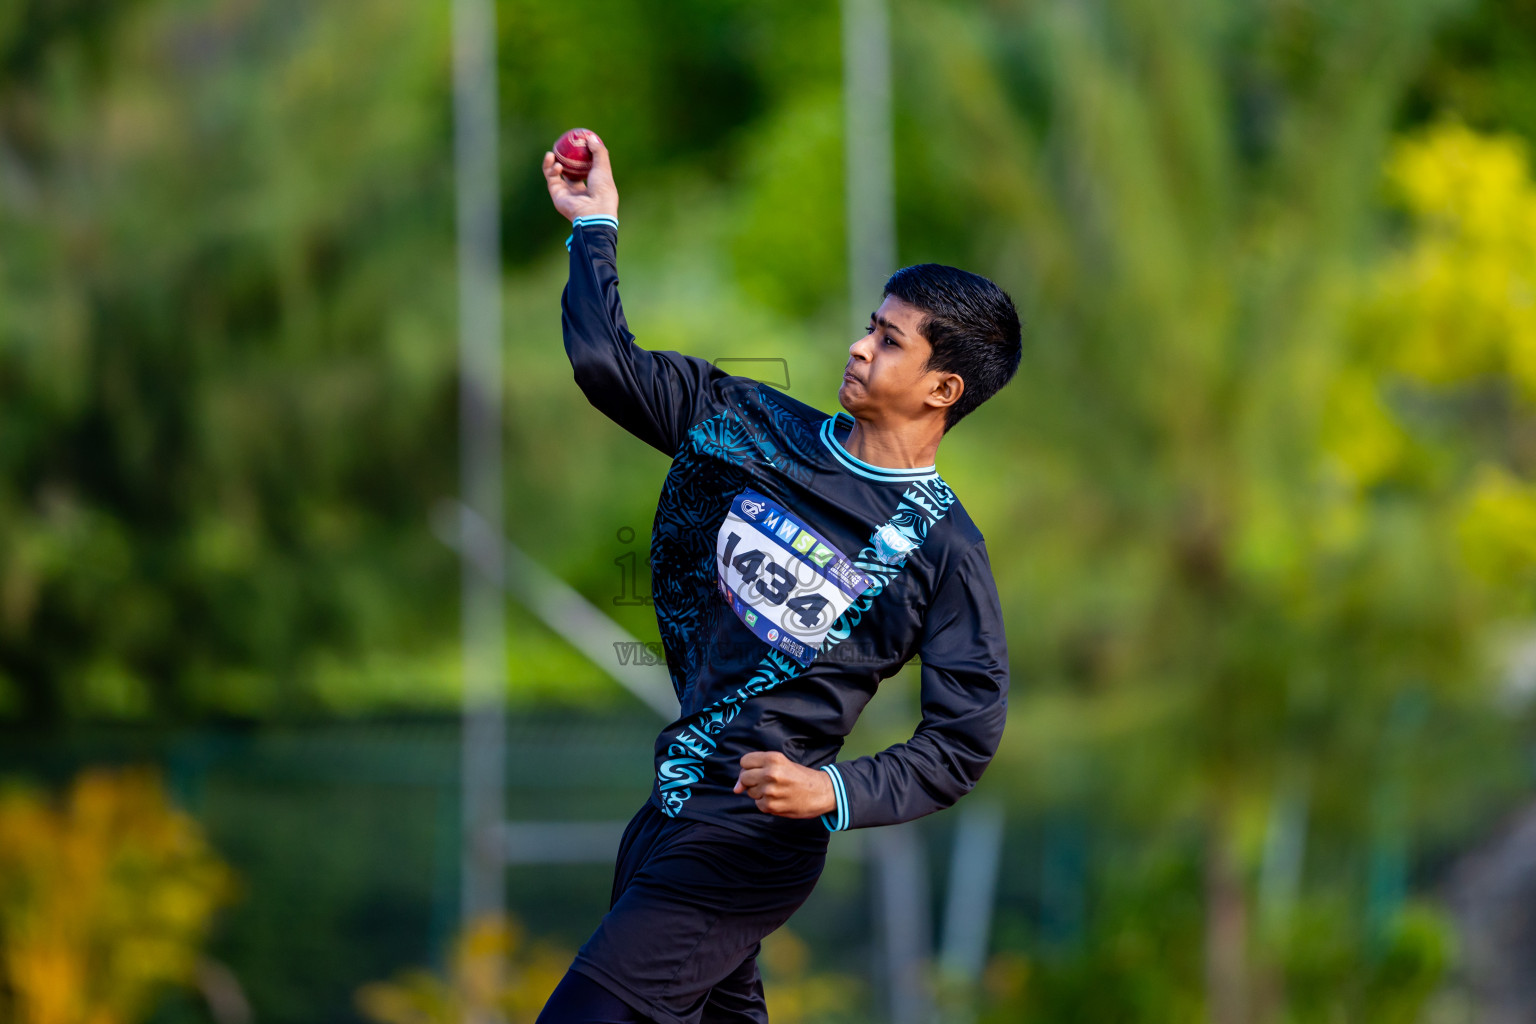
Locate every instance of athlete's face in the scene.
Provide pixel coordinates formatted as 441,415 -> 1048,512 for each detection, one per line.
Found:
838,295 -> 962,425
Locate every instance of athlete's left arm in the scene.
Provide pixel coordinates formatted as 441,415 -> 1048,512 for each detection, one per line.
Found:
819,541 -> 1010,831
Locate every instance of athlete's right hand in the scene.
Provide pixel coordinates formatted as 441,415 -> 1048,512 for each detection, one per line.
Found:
543,131 -> 619,223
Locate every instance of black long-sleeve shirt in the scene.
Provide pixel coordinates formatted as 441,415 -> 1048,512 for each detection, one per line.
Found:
562,217 -> 1009,849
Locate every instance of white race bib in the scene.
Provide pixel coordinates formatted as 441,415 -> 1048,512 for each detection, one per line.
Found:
715,489 -> 873,665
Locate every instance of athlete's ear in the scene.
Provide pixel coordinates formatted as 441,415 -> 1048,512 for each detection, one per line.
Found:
925,372 -> 963,411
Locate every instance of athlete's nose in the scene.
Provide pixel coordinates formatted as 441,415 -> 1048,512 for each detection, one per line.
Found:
848,332 -> 875,361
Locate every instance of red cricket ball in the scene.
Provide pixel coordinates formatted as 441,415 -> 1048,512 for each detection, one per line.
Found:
553,128 -> 599,180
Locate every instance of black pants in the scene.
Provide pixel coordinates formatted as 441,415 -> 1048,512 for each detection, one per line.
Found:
539,801 -> 827,1024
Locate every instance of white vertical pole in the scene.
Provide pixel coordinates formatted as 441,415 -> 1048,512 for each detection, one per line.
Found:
939,802 -> 1005,1023
452,0 -> 507,955
844,1 -> 927,1019
843,0 -> 897,335
874,826 -> 935,1024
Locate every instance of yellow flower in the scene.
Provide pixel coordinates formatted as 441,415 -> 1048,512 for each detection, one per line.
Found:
0,768 -> 234,1024
1458,465 -> 1536,584
1372,121 -> 1536,400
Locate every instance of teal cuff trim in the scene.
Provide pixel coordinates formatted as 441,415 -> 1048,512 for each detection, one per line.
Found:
818,764 -> 849,832
565,214 -> 620,250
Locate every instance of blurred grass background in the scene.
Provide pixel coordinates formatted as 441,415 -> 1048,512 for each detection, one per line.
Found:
6,0 -> 1536,1021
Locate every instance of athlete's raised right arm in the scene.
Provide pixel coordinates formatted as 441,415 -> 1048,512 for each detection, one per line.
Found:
544,135 -> 728,456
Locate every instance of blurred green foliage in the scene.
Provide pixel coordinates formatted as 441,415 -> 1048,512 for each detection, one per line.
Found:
5,0 -> 1536,1020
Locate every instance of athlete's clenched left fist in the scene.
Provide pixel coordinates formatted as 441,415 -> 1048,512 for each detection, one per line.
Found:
733,751 -> 837,819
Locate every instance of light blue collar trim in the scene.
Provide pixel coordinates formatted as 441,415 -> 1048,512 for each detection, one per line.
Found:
819,413 -> 939,482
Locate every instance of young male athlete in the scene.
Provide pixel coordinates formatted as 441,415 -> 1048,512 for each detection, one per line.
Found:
535,131 -> 1020,1024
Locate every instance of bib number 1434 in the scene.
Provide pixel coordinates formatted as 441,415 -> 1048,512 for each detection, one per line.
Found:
715,490 -> 872,666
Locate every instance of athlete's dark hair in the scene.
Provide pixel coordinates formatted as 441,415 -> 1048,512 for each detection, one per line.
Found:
884,263 -> 1022,431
